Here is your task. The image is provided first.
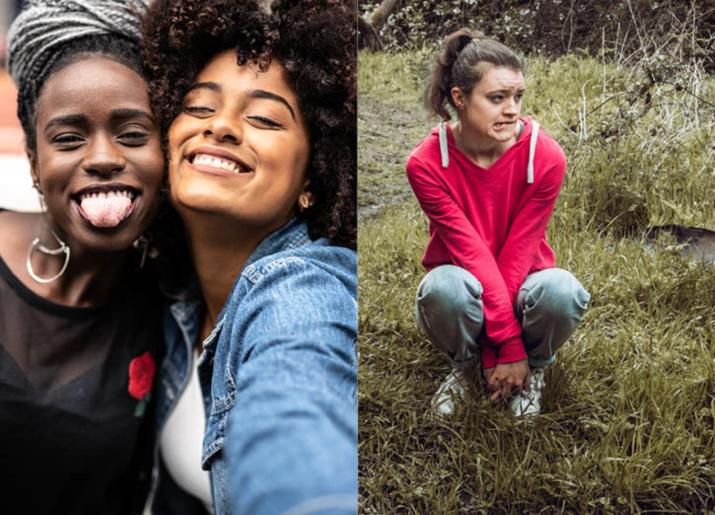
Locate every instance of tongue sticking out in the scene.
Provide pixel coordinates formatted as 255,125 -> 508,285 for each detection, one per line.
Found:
79,194 -> 133,228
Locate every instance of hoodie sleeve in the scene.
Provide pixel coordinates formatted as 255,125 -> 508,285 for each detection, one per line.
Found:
407,155 -> 527,367
496,153 -> 566,307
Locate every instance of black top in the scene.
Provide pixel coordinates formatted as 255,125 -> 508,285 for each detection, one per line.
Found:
0,254 -> 162,515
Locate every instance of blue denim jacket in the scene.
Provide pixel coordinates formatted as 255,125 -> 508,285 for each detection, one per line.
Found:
155,219 -> 357,515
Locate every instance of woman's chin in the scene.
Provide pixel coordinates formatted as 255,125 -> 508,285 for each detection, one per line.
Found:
488,128 -> 516,143
170,189 -> 242,222
64,204 -> 154,254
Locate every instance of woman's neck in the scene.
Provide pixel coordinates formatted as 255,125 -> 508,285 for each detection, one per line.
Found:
183,216 -> 263,330
452,120 -> 516,168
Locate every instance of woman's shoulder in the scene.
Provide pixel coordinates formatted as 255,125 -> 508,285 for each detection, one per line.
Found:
525,118 -> 567,167
406,126 -> 442,171
0,209 -> 41,232
0,210 -> 41,263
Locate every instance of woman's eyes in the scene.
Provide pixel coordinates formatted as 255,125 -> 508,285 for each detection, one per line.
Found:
118,130 -> 150,145
184,105 -> 215,116
50,128 -> 150,149
489,94 -> 523,104
183,102 -> 284,129
247,115 -> 283,129
51,134 -> 84,146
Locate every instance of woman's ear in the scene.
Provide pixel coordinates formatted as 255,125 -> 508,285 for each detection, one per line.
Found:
450,87 -> 465,110
27,151 -> 41,192
297,180 -> 314,212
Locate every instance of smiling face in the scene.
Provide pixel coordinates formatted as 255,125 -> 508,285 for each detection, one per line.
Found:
451,65 -> 525,144
167,49 -> 310,236
32,56 -> 163,253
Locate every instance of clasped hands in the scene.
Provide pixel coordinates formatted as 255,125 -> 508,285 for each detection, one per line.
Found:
483,359 -> 530,402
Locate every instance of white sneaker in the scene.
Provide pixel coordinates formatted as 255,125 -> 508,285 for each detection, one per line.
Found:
431,369 -> 470,417
509,368 -> 545,416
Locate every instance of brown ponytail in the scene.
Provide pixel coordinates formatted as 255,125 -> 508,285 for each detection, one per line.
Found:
425,28 -> 523,121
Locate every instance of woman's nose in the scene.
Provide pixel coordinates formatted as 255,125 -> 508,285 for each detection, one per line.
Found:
503,96 -> 520,116
203,112 -> 242,144
82,135 -> 126,177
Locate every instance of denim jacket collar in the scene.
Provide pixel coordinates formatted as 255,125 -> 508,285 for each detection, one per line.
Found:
245,217 -> 312,269
166,217 -> 311,354
202,217 -> 311,354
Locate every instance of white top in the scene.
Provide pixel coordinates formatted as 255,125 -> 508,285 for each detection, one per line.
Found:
0,155 -> 41,212
159,354 -> 213,513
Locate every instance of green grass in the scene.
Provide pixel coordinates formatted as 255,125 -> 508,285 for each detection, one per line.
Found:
358,50 -> 715,513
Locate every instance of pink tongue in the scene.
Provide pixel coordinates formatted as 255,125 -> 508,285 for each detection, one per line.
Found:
79,194 -> 132,227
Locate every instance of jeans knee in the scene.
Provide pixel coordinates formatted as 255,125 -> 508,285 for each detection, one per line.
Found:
416,265 -> 483,319
523,269 -> 590,325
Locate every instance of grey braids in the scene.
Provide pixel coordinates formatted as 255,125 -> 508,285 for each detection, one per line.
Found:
7,0 -> 149,87
7,0 -> 149,152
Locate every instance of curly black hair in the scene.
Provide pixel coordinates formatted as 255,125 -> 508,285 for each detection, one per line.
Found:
142,0 -> 357,249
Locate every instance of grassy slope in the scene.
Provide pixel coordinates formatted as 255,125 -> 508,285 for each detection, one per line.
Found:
358,50 -> 715,513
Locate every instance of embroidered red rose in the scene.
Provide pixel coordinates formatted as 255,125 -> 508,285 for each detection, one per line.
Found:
128,351 -> 155,400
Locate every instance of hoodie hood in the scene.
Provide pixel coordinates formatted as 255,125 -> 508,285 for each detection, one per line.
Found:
438,117 -> 540,184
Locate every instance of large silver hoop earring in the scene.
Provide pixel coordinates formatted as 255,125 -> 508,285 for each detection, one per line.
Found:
26,228 -> 70,284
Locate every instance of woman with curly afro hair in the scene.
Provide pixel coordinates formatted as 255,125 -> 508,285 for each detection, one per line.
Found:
142,1 -> 357,514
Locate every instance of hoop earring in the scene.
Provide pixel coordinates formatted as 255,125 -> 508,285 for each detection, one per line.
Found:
26,228 -> 70,284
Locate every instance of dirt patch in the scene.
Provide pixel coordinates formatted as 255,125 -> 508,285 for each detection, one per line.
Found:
358,95 -> 433,220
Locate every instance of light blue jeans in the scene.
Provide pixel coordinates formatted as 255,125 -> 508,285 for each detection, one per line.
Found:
416,265 -> 590,369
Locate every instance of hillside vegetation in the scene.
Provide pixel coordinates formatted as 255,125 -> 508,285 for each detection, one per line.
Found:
358,49 -> 715,513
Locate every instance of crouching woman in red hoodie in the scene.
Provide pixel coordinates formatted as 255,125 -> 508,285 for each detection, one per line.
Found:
406,28 -> 590,417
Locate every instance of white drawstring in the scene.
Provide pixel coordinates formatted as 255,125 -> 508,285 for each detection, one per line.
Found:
439,122 -> 449,168
527,120 -> 539,184
439,119 -> 539,185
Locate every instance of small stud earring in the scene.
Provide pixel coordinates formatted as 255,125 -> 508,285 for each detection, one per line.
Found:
298,193 -> 313,212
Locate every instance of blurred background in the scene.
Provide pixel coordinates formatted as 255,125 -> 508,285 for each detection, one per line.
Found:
0,0 -> 40,212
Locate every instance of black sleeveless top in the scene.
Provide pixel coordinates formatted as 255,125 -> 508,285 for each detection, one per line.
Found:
0,254 -> 162,515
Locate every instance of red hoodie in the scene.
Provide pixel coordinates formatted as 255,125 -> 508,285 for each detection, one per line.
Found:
406,117 -> 566,368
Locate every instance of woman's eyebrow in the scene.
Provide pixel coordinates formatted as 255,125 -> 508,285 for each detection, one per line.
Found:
187,81 -> 222,94
110,108 -> 155,124
44,113 -> 87,131
44,110 -> 155,132
249,89 -> 296,120
487,87 -> 526,95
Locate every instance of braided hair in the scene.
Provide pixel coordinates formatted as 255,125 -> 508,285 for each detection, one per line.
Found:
6,0 -> 149,152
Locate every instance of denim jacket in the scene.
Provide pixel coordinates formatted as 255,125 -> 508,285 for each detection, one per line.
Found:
155,219 -> 357,515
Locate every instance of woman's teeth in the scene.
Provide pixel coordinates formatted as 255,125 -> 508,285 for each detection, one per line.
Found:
78,190 -> 134,201
193,154 -> 246,174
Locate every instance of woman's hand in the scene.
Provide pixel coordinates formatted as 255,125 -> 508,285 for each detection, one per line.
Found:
486,359 -> 529,401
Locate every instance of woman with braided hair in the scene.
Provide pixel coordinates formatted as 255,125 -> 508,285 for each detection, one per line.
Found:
407,28 -> 590,417
0,1 -> 164,513
141,0 -> 357,513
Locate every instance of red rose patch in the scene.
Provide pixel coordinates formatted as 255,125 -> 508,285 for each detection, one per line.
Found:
128,352 -> 155,414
